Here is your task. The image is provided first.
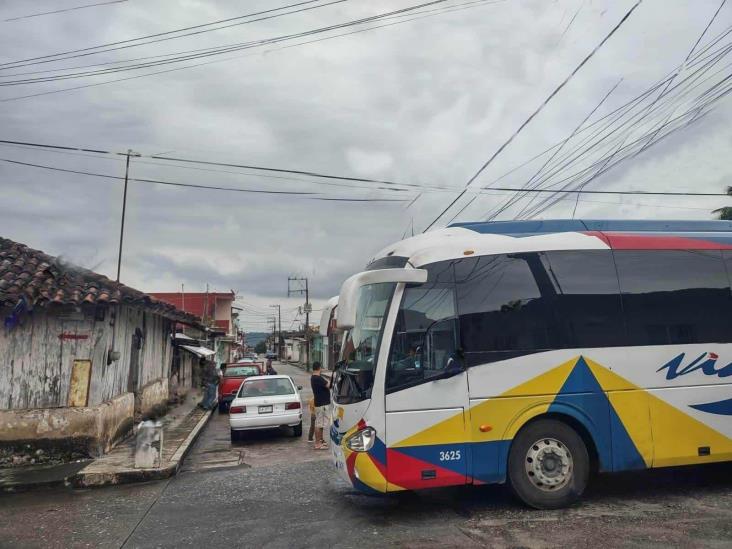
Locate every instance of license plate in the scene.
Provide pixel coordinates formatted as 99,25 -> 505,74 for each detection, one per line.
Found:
258,405 -> 273,414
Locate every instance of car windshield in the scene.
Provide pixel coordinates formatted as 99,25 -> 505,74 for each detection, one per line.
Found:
239,378 -> 295,397
333,282 -> 395,403
225,366 -> 260,377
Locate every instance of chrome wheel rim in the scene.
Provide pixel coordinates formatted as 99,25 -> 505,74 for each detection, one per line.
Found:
524,437 -> 573,491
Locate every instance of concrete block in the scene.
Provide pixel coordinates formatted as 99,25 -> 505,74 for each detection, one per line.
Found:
134,420 -> 163,469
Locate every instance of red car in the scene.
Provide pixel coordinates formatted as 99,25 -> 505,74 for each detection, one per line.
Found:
218,362 -> 264,412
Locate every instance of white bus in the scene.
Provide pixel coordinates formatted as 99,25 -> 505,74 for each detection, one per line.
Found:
330,219 -> 732,509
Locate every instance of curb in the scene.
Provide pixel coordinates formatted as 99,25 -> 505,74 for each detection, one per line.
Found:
69,407 -> 214,489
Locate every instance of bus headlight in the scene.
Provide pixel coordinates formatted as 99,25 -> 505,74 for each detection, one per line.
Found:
346,426 -> 376,452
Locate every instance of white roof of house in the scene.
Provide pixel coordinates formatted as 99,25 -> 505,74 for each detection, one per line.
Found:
180,345 -> 216,358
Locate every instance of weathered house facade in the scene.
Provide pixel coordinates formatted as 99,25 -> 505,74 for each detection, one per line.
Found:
0,238 -> 201,458
150,291 -> 238,367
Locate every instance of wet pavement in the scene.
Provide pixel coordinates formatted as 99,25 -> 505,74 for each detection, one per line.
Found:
181,361 -> 331,472
2,361 -> 732,547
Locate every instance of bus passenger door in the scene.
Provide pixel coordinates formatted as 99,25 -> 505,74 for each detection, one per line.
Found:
384,313 -> 471,491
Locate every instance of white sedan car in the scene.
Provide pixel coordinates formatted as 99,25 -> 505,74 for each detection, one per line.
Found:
229,375 -> 303,440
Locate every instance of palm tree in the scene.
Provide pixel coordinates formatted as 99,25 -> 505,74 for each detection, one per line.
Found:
713,186 -> 732,220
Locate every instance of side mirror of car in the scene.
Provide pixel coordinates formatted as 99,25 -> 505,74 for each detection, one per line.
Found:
297,385 -> 303,390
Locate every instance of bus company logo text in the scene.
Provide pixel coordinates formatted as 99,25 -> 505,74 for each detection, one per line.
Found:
657,352 -> 732,380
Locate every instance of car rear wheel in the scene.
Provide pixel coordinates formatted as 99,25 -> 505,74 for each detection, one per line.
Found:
293,421 -> 303,437
230,428 -> 239,442
507,419 -> 589,510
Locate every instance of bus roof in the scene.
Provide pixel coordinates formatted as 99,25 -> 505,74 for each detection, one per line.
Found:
370,219 -> 732,268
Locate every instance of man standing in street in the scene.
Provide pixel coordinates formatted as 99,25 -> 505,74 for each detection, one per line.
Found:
310,361 -> 330,450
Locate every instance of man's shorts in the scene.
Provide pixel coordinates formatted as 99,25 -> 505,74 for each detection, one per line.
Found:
314,405 -> 329,429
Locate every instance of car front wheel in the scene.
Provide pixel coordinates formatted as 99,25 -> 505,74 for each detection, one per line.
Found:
507,419 -> 589,509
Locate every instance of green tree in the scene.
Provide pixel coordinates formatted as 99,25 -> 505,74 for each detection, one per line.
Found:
254,341 -> 267,354
714,186 -> 732,220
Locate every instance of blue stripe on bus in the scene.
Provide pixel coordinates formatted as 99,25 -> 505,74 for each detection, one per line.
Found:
690,397 -> 732,416
548,357 -> 645,472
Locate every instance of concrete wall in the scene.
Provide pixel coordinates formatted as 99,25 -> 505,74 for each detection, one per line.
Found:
169,352 -> 195,402
0,305 -> 174,410
138,377 -> 168,420
0,392 -> 134,457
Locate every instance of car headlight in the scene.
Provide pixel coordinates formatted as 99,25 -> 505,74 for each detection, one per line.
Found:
345,426 -> 376,452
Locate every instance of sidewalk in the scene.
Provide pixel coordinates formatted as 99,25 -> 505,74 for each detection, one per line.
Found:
0,392 -> 213,492
72,393 -> 213,488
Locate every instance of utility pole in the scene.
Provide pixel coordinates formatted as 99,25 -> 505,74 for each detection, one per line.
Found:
115,149 -> 140,282
269,317 -> 277,352
269,304 -> 282,360
288,277 -> 310,370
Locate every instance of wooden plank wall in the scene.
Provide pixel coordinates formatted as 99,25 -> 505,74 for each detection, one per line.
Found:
0,305 -> 174,410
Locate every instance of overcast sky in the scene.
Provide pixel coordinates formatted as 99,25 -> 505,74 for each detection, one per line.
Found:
1,0 -> 730,331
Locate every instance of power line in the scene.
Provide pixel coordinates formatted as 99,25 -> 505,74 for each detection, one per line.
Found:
0,0 -> 446,72
0,138 -> 460,192
0,0 -> 500,80
0,0 -> 504,100
0,157 -> 410,202
421,0 -> 644,232
478,21 -> 732,222
0,1 -> 334,67
4,0 -> 127,22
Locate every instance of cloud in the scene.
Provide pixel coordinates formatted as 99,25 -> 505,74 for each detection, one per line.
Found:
1,0 -> 731,332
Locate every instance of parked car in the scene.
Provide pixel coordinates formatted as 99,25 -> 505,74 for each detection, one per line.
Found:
218,363 -> 264,412
229,375 -> 303,440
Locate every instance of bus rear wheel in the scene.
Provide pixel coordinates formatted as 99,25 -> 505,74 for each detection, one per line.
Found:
507,419 -> 589,509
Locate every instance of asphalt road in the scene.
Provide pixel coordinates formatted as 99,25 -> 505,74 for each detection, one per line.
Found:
2,362 -> 732,548
181,361 -> 329,472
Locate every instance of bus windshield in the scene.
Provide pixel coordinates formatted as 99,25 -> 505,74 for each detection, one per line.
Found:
334,282 -> 395,404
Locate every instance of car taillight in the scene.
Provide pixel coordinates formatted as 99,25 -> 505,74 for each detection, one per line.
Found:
285,402 -> 301,410
229,406 -> 246,414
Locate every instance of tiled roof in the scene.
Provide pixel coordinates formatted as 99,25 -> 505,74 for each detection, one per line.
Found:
0,237 -> 202,326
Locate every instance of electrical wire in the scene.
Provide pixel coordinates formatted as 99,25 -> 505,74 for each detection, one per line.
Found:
478,26 -> 732,222
0,1 -> 334,68
0,138 -> 461,193
421,0 -> 644,232
4,0 -> 127,22
0,0 -> 500,80
0,0 -> 449,72
0,157 -> 410,202
0,0 -> 505,101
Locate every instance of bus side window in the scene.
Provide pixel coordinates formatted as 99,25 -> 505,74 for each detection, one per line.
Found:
454,254 -> 557,366
615,250 -> 732,345
542,250 -> 626,348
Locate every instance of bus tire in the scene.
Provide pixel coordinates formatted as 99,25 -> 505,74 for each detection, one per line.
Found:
507,419 -> 589,509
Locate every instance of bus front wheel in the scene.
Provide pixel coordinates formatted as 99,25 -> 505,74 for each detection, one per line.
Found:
507,419 -> 589,509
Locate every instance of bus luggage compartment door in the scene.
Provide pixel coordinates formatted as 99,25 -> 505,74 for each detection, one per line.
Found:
384,407 -> 469,490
